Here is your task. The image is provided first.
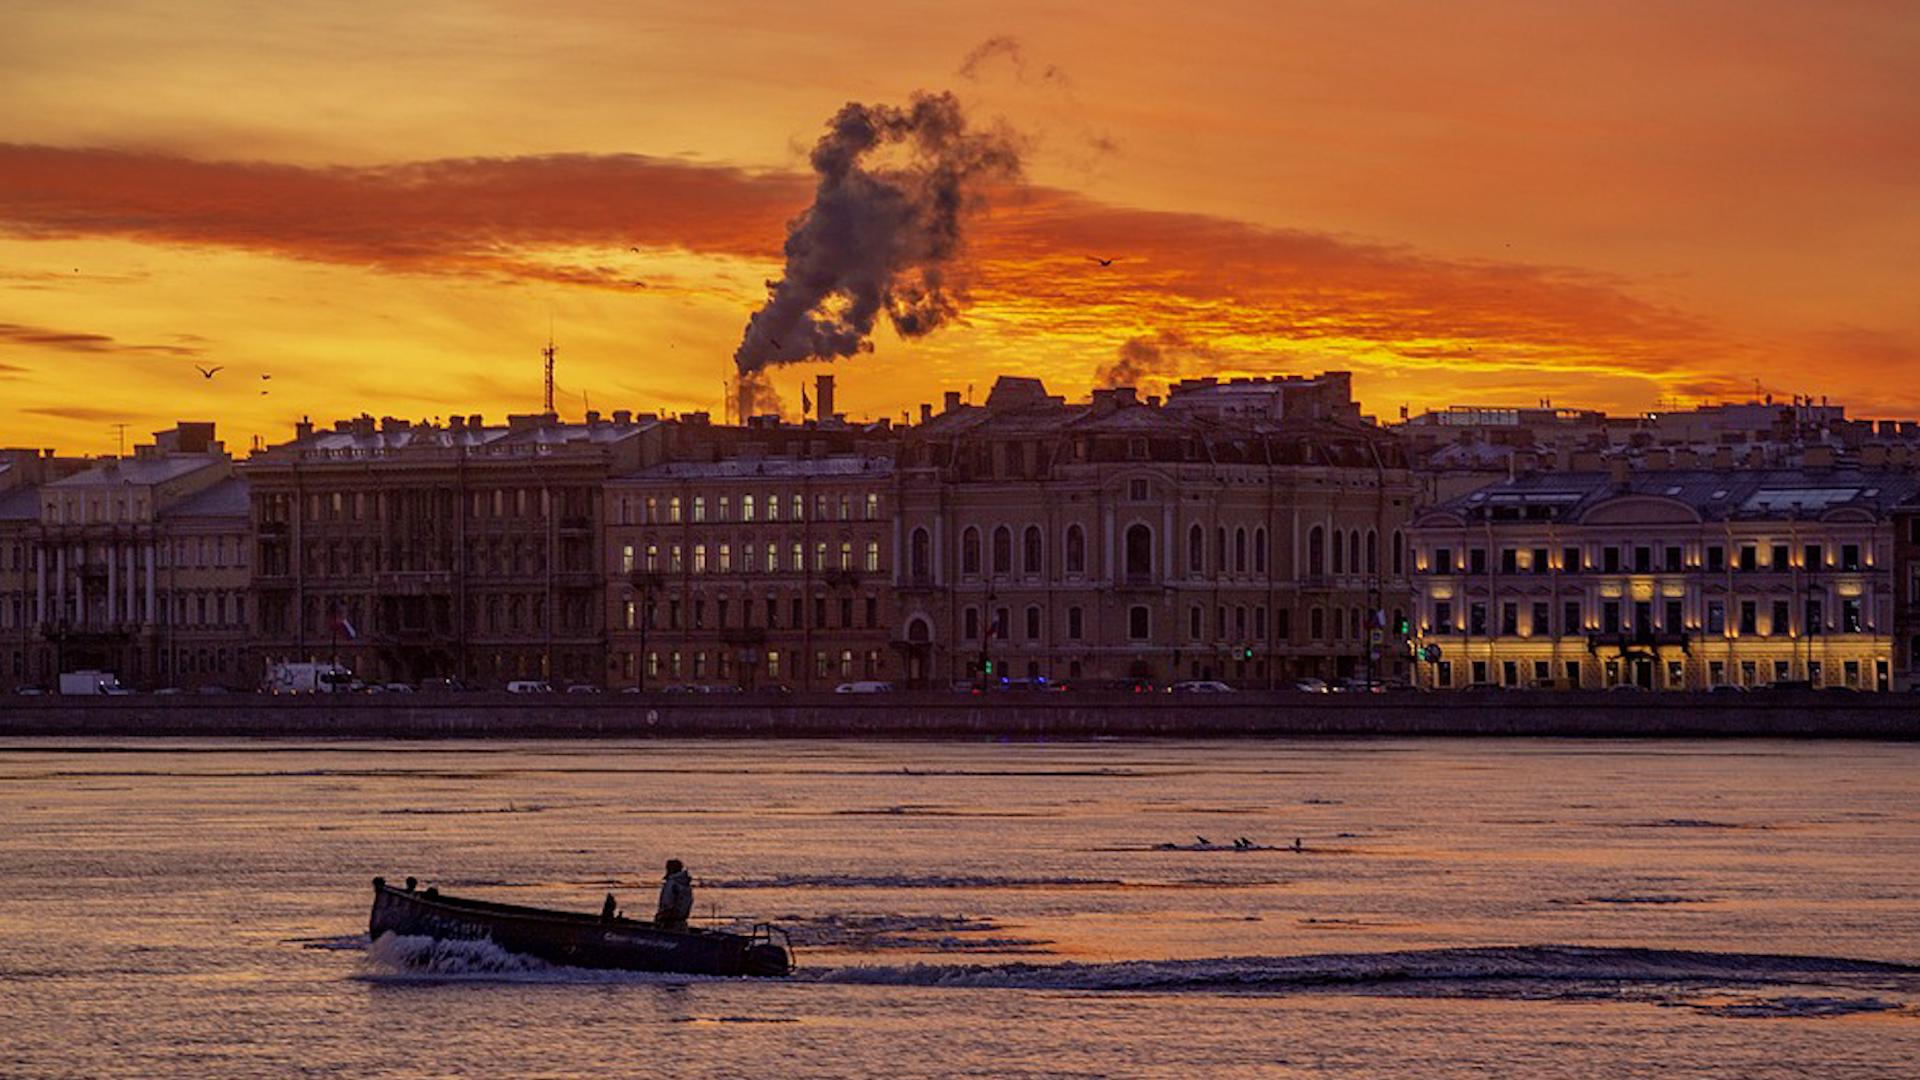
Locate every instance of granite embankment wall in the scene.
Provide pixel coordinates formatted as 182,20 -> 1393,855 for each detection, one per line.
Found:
1,691 -> 1916,739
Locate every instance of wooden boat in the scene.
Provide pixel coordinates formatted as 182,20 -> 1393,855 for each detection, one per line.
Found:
368,876 -> 792,977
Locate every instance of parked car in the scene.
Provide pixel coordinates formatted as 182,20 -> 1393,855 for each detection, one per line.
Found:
1331,678 -> 1385,694
1605,683 -> 1648,693
564,683 -> 603,694
505,680 -> 554,694
1763,679 -> 1814,692
195,685 -> 231,695
1170,680 -> 1235,694
1706,683 -> 1747,694
382,682 -> 415,693
14,685 -> 45,696
153,687 -> 182,696
834,680 -> 895,694
1292,678 -> 1331,693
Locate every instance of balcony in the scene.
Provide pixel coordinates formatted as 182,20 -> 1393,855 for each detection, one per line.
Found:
373,571 -> 455,595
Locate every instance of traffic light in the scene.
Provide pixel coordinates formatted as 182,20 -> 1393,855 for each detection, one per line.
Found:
982,659 -> 994,675
1395,615 -> 1411,635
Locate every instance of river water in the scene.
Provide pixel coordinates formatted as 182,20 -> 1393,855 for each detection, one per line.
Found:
2,737 -> 1917,1078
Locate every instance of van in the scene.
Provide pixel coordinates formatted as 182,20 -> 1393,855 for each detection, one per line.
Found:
833,680 -> 894,694
505,680 -> 554,694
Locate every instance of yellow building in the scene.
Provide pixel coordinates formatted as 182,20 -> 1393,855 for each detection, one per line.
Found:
1408,466 -> 1915,691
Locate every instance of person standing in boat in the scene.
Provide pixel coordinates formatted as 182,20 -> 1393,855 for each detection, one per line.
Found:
654,858 -> 694,931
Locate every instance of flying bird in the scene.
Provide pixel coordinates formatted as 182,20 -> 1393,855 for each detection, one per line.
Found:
629,246 -> 641,252
1195,835 -> 1212,846
1086,256 -> 1117,267
631,281 -> 647,288
195,365 -> 223,379
261,373 -> 271,380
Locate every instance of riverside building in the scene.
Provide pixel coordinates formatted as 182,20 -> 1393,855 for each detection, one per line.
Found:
602,421 -> 897,691
1407,463 -> 1916,691
241,411 -> 667,687
0,424 -> 250,691
891,374 -> 1416,689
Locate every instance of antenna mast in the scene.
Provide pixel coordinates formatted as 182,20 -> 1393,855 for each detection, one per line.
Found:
542,337 -> 557,416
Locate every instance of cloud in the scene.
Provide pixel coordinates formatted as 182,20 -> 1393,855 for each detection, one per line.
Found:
0,320 -> 203,357
22,404 -> 136,422
0,142 -> 1847,395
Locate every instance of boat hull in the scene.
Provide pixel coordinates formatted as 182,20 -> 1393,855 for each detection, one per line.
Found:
367,878 -> 790,977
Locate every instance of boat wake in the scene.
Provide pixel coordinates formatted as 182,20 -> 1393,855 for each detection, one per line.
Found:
354,935 -> 1920,1016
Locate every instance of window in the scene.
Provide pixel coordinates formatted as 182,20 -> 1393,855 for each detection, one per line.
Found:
1804,544 -> 1823,570
1189,604 -> 1203,640
1841,544 -> 1861,571
1738,600 -> 1757,635
1560,600 -> 1581,634
693,544 -> 707,573
1806,598 -> 1824,635
1664,599 -> 1683,631
1066,526 -> 1086,575
1067,606 -> 1083,640
1124,524 -> 1153,579
1391,531 -> 1404,576
1188,524 -> 1205,574
1531,602 -> 1549,637
1435,601 -> 1454,634
1308,527 -> 1326,577
1531,548 -> 1549,575
1739,545 -> 1758,572
1469,603 -> 1488,636
1129,478 -> 1149,500
766,495 -> 780,522
1705,546 -> 1724,572
718,495 -> 731,522
865,493 -> 879,520
668,496 -> 682,523
1434,547 -> 1453,575
839,495 -> 852,522
964,607 -> 980,640
1604,601 -> 1622,634
865,540 -> 880,573
992,526 -> 1012,575
741,494 -> 755,522
1500,603 -> 1518,636
1562,546 -> 1581,573
1706,601 -> 1725,635
839,541 -> 852,571
1469,548 -> 1487,575
1023,526 -> 1043,575
910,529 -> 931,583
1842,598 -> 1863,633
692,496 -> 706,523
1664,546 -> 1683,572
960,528 -> 981,576
1255,528 -> 1268,574
1500,548 -> 1519,574
1604,547 -> 1622,573
1235,528 -> 1248,574
1025,606 -> 1041,640
1129,605 -> 1150,640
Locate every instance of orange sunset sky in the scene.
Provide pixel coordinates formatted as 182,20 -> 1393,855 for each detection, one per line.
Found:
2,1 -> 1916,454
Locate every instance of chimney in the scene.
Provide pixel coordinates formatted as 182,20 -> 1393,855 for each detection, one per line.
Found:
613,409 -> 632,426
448,415 -> 465,432
943,390 -> 962,414
1607,457 -> 1629,490
469,414 -> 483,429
815,374 -> 836,421
919,403 -> 933,424
585,409 -> 601,424
295,417 -> 314,440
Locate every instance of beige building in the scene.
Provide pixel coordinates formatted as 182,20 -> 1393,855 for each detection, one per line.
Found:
604,440 -> 897,690
0,424 -> 248,690
1408,466 -> 1917,691
892,375 -> 1416,688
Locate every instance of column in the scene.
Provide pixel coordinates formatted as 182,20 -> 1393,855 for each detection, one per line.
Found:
145,542 -> 156,625
125,545 -> 136,623
55,546 -> 65,622
107,543 -> 118,624
34,546 -> 45,624
75,548 -> 85,626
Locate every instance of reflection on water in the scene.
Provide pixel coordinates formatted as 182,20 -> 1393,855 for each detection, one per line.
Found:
2,737 -> 1919,1078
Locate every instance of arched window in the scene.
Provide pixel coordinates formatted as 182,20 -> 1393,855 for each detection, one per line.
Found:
991,526 -> 1013,575
1254,528 -> 1267,574
1308,526 -> 1325,578
1188,523 -> 1205,574
1065,525 -> 1086,575
1367,529 -> 1379,574
910,528 -> 931,583
906,617 -> 932,643
1392,530 -> 1405,576
1234,527 -> 1248,574
961,527 -> 981,577
1350,532 -> 1362,576
1023,526 -> 1043,575
1125,524 -> 1153,580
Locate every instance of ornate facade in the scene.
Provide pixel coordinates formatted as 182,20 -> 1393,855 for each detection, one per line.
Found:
1408,466 -> 1916,690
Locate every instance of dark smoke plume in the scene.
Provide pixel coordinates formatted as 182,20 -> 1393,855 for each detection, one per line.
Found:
733,92 -> 1022,375
1095,330 -> 1222,389
735,370 -> 785,419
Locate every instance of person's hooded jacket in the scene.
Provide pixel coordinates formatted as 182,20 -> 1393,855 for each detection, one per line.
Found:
655,868 -> 693,924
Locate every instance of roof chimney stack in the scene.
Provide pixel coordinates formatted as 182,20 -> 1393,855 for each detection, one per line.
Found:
815,374 -> 836,421
943,390 -> 962,414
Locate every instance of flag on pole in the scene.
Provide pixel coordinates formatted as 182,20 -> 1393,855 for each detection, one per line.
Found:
801,385 -> 812,417
329,604 -> 357,640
